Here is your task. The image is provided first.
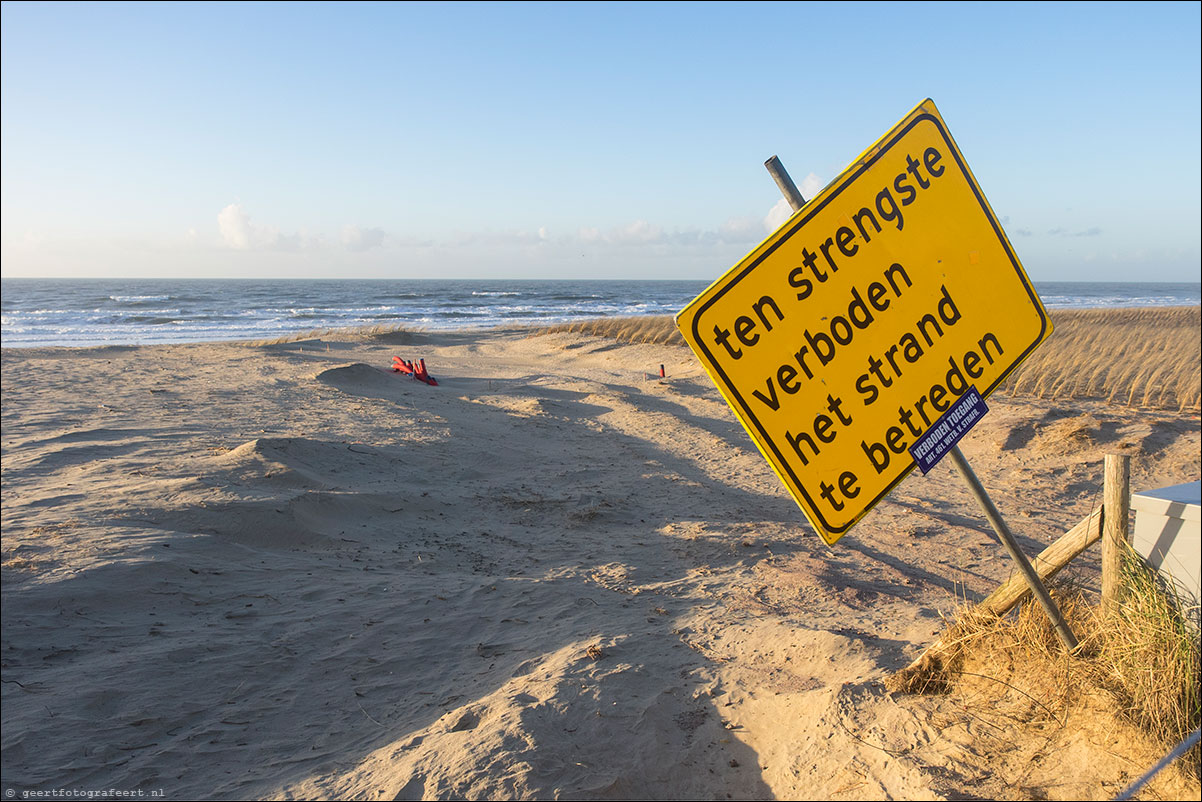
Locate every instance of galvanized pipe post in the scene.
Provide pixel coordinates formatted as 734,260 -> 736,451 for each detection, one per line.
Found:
765,155 -> 806,212
763,156 -> 1079,653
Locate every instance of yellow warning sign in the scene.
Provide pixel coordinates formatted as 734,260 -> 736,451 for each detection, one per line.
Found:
676,99 -> 1050,545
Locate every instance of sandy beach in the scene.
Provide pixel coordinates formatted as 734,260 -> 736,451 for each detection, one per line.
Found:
2,323 -> 1199,800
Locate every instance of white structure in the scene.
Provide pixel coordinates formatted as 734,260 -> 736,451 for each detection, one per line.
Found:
1130,480 -> 1201,612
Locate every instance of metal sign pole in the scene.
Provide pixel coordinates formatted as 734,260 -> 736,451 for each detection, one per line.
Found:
763,156 -> 1079,652
765,155 -> 807,211
947,445 -> 1078,650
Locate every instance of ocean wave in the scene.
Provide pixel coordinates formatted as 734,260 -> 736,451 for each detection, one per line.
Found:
2,308 -> 74,316
286,305 -> 397,317
125,316 -> 184,325
114,308 -> 183,317
110,295 -> 171,303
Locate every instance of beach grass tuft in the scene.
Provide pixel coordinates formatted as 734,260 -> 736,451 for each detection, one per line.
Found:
1099,547 -> 1200,754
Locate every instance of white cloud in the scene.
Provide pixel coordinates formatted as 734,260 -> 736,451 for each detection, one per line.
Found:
718,216 -> 762,242
206,199 -> 810,267
341,224 -> 387,251
763,171 -> 825,232
574,220 -> 664,246
451,228 -> 546,247
217,204 -> 253,249
799,172 -> 824,199
568,217 -> 767,250
614,219 -> 663,245
764,198 -> 793,232
217,204 -> 312,251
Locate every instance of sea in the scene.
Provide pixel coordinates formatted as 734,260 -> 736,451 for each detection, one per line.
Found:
1,279 -> 1199,349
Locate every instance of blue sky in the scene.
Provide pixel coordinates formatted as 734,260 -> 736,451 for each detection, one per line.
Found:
1,1 -> 1199,280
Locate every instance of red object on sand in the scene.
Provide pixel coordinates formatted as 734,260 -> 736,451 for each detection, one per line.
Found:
414,359 -> 437,386
391,356 -> 438,386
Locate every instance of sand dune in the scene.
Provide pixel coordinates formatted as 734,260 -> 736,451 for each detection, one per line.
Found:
2,327 -> 1198,799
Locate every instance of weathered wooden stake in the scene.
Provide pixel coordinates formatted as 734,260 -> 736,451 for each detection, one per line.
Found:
1102,453 -> 1132,615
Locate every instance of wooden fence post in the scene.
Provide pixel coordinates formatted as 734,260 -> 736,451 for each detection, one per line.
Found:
1102,453 -> 1132,615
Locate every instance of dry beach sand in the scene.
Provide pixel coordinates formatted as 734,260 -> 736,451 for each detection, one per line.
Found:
2,320 -> 1199,800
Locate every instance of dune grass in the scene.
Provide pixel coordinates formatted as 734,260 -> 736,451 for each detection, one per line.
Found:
890,564 -> 1199,787
537,307 -> 1201,411
537,316 -> 685,346
1003,307 -> 1200,411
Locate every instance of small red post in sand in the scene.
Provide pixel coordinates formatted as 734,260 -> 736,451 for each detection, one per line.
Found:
659,364 -> 665,378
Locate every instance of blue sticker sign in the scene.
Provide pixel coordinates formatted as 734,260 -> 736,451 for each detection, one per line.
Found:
909,386 -> 988,474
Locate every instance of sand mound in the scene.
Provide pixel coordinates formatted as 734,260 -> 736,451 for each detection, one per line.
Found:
315,362 -> 413,398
